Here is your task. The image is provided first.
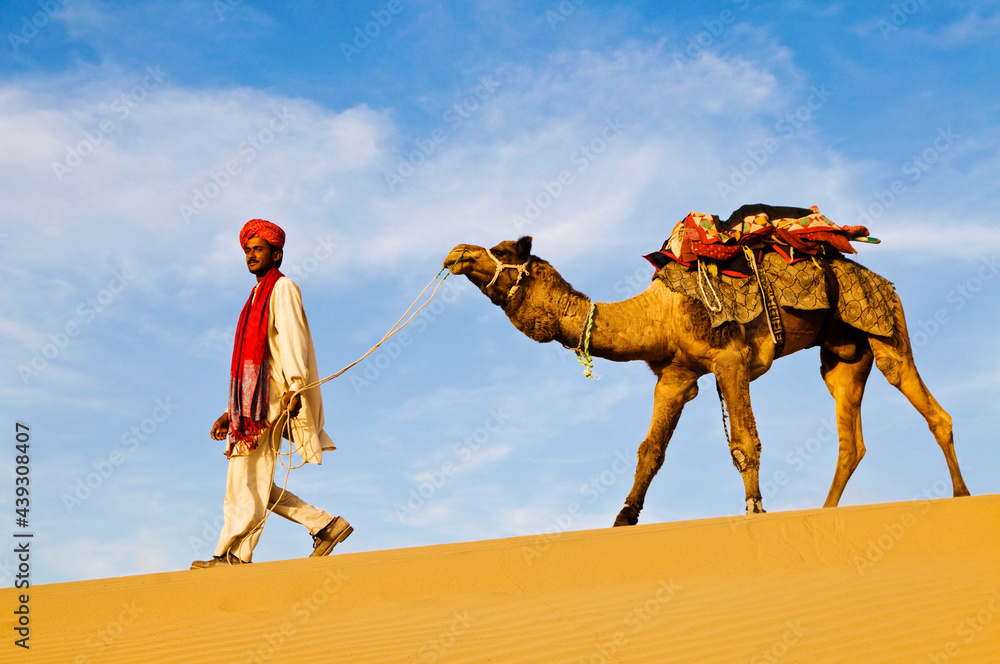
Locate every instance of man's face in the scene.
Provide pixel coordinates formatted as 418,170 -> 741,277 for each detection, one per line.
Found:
244,236 -> 281,278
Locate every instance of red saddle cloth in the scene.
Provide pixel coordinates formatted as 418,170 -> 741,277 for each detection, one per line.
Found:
645,204 -> 870,273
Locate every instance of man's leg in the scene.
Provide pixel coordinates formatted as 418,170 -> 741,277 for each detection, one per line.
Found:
212,435 -> 277,562
268,480 -> 353,557
267,483 -> 334,534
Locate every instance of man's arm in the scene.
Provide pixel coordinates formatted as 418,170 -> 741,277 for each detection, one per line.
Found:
271,278 -> 312,418
211,411 -> 230,440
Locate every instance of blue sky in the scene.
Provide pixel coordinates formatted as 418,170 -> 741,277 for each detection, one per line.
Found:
1,0 -> 998,584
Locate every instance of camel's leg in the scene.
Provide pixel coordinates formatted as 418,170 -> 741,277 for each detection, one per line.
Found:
820,346 -> 874,507
712,348 -> 765,514
614,366 -> 699,527
868,304 -> 970,497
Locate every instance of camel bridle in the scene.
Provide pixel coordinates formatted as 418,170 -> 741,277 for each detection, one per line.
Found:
484,247 -> 530,298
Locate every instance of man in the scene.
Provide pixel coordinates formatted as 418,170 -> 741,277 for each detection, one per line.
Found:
191,219 -> 351,569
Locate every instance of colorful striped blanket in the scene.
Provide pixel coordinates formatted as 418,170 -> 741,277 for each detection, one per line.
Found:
645,204 -> 873,274
644,204 -> 895,337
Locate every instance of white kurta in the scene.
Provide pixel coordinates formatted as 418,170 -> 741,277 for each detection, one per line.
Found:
214,275 -> 336,561
264,276 -> 336,464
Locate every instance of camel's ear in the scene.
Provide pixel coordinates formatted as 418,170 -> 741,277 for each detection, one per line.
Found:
516,236 -> 533,257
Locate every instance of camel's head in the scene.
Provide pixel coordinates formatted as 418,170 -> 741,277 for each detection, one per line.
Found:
444,236 -> 534,307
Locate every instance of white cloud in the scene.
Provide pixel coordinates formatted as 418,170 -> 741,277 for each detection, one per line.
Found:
935,8 -> 1000,46
1,42 -> 881,299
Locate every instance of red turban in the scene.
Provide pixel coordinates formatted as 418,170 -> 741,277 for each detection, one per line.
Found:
240,219 -> 285,250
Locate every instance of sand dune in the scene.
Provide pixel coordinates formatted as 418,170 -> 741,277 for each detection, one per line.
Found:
5,495 -> 1000,663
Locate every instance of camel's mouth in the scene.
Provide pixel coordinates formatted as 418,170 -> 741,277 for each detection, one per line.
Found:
444,245 -> 476,274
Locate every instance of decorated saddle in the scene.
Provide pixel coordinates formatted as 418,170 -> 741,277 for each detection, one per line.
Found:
644,204 -> 897,345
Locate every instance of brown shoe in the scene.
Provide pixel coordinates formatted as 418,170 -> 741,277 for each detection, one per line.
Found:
310,517 -> 353,558
190,553 -> 249,569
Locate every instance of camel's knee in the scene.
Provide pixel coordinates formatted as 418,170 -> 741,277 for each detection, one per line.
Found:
636,440 -> 666,477
836,446 -> 865,474
729,438 -> 761,473
874,354 -> 902,386
730,447 -> 748,472
929,411 -> 954,443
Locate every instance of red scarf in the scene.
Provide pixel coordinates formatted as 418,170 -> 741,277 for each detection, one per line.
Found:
227,267 -> 283,454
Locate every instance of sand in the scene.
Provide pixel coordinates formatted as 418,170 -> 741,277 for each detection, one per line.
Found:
4,494 -> 999,663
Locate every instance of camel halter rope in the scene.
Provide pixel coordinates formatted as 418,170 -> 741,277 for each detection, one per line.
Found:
484,247 -> 530,298
221,253 -> 464,563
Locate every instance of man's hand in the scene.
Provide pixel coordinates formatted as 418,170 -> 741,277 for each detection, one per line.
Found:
211,411 -> 230,440
281,390 -> 302,418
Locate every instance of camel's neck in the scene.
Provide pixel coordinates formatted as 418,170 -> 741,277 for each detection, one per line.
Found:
561,287 -> 670,362
506,264 -> 670,363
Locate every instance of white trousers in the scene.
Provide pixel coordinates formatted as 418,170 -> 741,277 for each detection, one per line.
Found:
214,432 -> 333,562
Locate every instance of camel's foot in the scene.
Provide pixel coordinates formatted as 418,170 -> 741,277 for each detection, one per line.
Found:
613,504 -> 639,527
745,497 -> 765,514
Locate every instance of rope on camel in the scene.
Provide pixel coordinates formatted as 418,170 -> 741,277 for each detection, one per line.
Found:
574,302 -> 599,380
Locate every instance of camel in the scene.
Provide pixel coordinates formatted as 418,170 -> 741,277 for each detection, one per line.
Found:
444,236 -> 970,525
